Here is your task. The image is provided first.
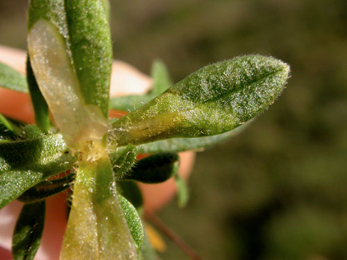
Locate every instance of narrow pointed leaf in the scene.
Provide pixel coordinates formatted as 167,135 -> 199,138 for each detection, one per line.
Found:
12,201 -> 45,260
18,173 -> 75,203
119,194 -> 144,253
26,57 -> 50,133
110,55 -> 289,146
0,62 -> 28,93
118,153 -> 179,183
0,114 -> 22,140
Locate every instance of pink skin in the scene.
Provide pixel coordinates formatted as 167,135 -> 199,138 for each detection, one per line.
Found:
0,46 -> 195,259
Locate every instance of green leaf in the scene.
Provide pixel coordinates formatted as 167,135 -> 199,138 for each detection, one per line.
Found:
12,201 -> 45,260
0,62 -> 28,93
28,0 -> 67,30
61,153 -> 138,259
119,194 -> 144,253
27,0 -> 111,148
18,173 -> 75,203
111,145 -> 137,178
102,0 -> 111,21
174,172 -> 189,208
20,125 -> 43,139
0,130 -> 76,209
110,55 -> 289,147
109,60 -> 171,112
65,0 -> 112,118
109,95 -> 155,113
118,153 -> 179,184
0,138 -> 42,168
26,57 -> 50,133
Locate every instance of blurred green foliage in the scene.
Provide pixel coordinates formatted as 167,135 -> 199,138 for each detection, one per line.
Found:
1,0 -> 346,259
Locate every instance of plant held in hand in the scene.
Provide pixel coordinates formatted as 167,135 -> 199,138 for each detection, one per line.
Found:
0,0 -> 290,259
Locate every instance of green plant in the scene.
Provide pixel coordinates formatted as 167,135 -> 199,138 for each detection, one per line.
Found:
0,0 -> 289,259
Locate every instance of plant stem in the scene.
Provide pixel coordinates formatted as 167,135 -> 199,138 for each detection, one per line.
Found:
146,212 -> 204,260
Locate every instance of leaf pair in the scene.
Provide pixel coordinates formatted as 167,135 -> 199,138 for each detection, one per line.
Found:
27,0 -> 112,149
0,62 -> 28,93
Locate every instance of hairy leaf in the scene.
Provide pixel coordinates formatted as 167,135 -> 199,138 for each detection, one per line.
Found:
110,55 -> 289,146
18,173 -> 75,203
119,195 -> 144,253
118,153 -> 179,183
0,62 -> 28,93
65,0 -> 112,118
111,145 -> 137,178
12,201 -> 45,260
135,122 -> 250,154
0,130 -> 75,209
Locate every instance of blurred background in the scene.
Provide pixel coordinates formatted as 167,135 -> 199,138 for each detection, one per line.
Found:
1,0 -> 346,259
